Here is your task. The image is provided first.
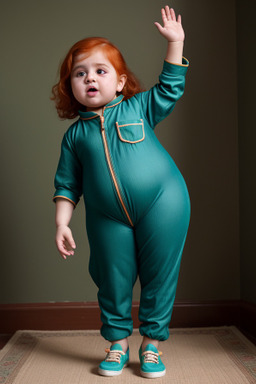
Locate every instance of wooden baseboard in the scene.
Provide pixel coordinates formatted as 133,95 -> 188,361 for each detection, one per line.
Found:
239,300 -> 256,343
0,302 -> 103,333
0,300 -> 255,341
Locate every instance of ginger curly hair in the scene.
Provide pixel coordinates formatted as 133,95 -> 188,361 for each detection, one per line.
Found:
51,37 -> 143,119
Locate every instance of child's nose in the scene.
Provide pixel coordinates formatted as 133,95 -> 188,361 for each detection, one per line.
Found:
86,72 -> 96,83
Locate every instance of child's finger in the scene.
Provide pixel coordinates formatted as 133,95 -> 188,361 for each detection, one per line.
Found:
64,240 -> 75,253
154,22 -> 164,33
65,234 -> 76,250
60,248 -> 73,259
169,7 -> 176,21
56,240 -> 74,257
161,7 -> 167,23
165,6 -> 172,20
177,14 -> 182,24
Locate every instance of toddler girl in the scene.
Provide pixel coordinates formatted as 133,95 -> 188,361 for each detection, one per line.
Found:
52,5 -> 190,379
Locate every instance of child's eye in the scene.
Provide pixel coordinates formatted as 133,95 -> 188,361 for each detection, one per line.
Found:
77,71 -> 86,77
97,69 -> 106,75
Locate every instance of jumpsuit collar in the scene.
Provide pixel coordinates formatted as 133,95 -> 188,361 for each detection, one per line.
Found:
78,95 -> 124,119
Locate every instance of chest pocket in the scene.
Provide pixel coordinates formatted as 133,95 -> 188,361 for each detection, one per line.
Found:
116,119 -> 145,143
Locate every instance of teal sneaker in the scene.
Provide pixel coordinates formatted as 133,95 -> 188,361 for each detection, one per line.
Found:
98,343 -> 129,376
139,344 -> 166,378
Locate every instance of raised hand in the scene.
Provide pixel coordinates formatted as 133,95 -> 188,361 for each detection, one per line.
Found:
154,6 -> 185,43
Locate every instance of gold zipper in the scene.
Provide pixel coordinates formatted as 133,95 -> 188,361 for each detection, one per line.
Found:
100,115 -> 133,227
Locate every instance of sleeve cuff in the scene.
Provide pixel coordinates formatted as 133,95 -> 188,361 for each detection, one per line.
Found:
163,57 -> 189,76
53,190 -> 80,207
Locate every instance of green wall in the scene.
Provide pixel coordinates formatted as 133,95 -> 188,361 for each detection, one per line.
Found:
0,0 -> 242,304
237,0 -> 256,304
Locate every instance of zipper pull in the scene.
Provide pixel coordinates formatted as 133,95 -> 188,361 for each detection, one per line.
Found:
100,115 -> 105,131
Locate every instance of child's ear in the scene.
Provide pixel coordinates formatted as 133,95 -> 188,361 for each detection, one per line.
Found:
117,74 -> 127,93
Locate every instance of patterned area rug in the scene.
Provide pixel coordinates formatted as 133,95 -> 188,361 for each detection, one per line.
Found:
0,327 -> 255,383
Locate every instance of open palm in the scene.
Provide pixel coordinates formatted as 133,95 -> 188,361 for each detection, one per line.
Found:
155,6 -> 185,42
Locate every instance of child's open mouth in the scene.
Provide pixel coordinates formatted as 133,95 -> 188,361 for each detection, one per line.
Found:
87,87 -> 98,96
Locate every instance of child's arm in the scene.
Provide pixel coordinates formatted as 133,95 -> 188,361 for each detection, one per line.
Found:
154,6 -> 185,64
55,198 -> 76,260
134,5 -> 188,129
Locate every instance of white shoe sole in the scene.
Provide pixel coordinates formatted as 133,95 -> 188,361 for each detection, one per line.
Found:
140,369 -> 166,379
98,363 -> 128,376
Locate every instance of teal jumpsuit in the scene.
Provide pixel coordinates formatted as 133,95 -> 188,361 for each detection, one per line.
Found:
53,59 -> 190,342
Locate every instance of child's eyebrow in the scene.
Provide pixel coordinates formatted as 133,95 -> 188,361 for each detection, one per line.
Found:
72,63 -> 110,73
72,65 -> 86,73
94,63 -> 110,68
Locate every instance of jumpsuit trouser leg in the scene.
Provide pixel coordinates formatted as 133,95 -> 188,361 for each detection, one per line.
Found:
86,207 -> 138,342
135,179 -> 190,341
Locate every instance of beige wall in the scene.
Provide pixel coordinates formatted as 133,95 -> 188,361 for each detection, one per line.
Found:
0,0 -> 241,304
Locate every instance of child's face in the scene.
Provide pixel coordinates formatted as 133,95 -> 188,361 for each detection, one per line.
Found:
71,49 -> 126,115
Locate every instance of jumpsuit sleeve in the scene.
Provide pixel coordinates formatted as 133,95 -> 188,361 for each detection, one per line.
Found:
136,57 -> 189,128
53,129 -> 83,207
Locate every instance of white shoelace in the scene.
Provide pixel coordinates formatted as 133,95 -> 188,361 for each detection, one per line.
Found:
104,348 -> 125,363
142,350 -> 162,364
